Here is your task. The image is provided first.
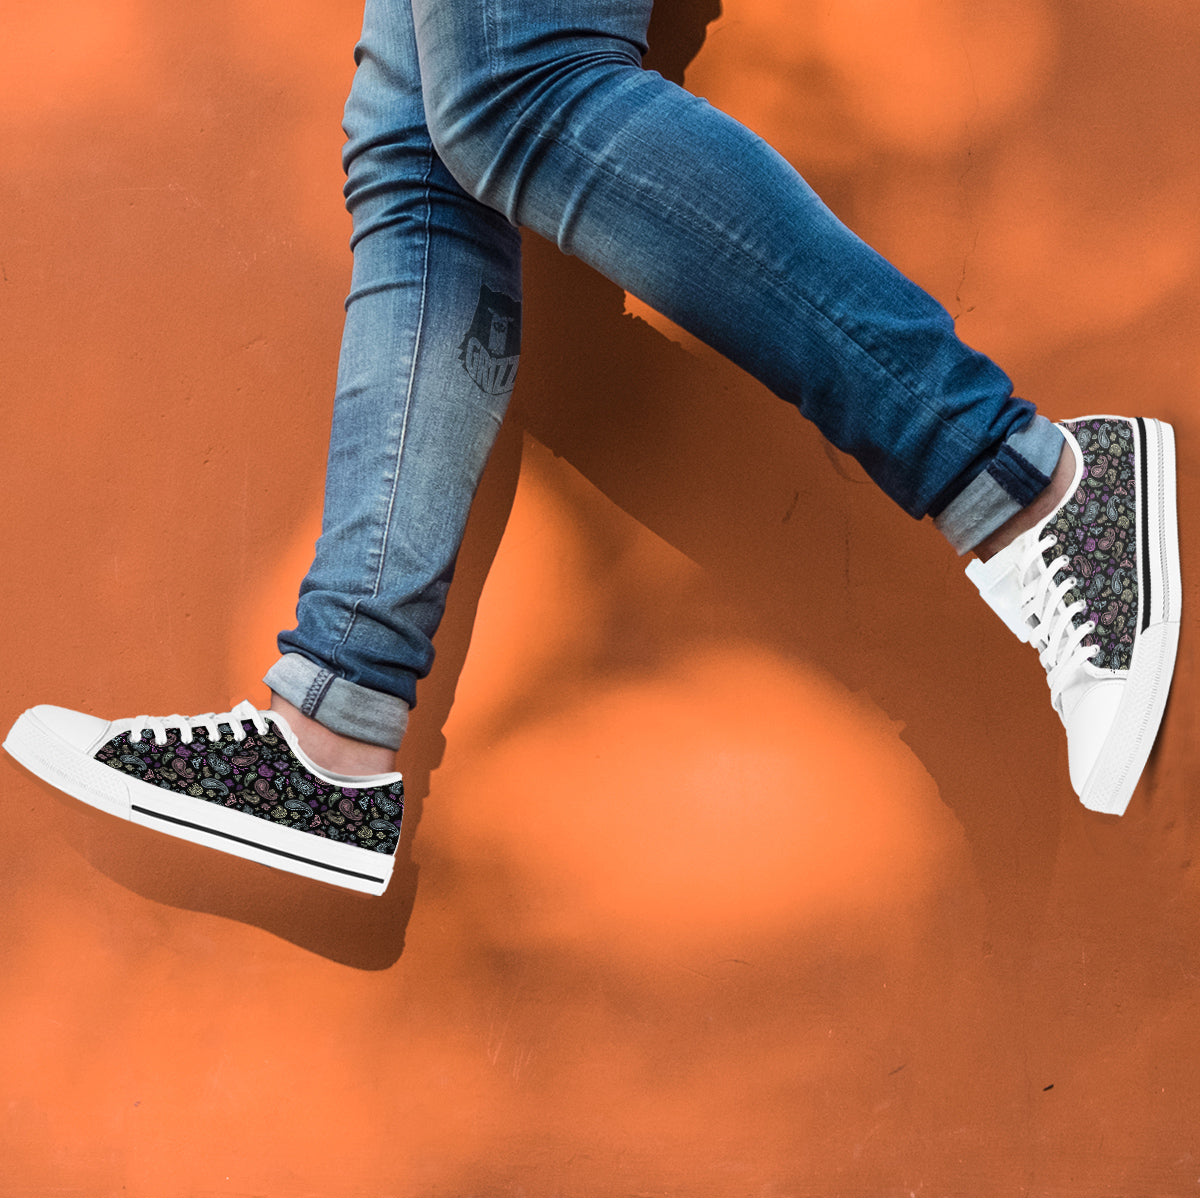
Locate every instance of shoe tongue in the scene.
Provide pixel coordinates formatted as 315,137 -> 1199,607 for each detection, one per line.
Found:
964,527 -> 1040,643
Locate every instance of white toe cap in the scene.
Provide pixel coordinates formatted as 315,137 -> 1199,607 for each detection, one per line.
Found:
1063,679 -> 1125,796
26,705 -> 115,755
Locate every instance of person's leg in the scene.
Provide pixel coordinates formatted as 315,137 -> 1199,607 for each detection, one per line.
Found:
410,0 -> 1063,551
2,0 -> 524,893
265,0 -> 522,758
407,0 -> 1177,816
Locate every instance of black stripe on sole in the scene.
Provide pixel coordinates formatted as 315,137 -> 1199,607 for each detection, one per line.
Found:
1136,417 -> 1152,633
131,804 -> 388,885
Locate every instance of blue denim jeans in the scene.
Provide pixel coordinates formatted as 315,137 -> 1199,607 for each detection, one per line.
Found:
267,0 -> 1064,748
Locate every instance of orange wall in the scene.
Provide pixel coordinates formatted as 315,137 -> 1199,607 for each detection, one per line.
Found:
3,0 -> 1199,1194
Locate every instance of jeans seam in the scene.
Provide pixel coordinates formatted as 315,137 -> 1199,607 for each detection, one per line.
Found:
330,142 -> 438,670
302,668 -> 336,717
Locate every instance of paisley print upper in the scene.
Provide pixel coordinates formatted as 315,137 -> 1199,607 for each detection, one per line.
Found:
94,718 -> 403,855
1048,418 -> 1139,673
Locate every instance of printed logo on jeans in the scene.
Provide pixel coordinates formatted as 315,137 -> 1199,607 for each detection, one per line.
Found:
460,284 -> 521,396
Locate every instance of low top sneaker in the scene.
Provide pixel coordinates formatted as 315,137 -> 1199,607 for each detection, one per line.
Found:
966,416 -> 1180,815
3,700 -> 403,895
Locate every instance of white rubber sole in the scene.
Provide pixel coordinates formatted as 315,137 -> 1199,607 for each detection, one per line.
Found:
3,708 -> 394,895
1078,418 -> 1181,816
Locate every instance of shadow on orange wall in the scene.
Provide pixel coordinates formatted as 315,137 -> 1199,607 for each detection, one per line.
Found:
2,0 -> 1200,1195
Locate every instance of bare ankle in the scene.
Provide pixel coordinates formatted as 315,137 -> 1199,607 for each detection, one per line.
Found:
268,694 -> 398,777
973,440 -> 1076,561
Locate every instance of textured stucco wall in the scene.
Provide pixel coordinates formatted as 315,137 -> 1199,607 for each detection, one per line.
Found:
2,0 -> 1198,1193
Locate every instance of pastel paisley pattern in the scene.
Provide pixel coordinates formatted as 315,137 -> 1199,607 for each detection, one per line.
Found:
1047,418 -> 1139,672
94,719 -> 403,855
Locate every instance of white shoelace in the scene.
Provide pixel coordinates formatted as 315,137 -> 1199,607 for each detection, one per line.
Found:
1015,533 -> 1100,711
131,700 -> 270,746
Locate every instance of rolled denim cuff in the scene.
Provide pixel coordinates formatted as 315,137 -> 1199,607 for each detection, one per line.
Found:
934,414 -> 1065,554
264,653 -> 410,750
